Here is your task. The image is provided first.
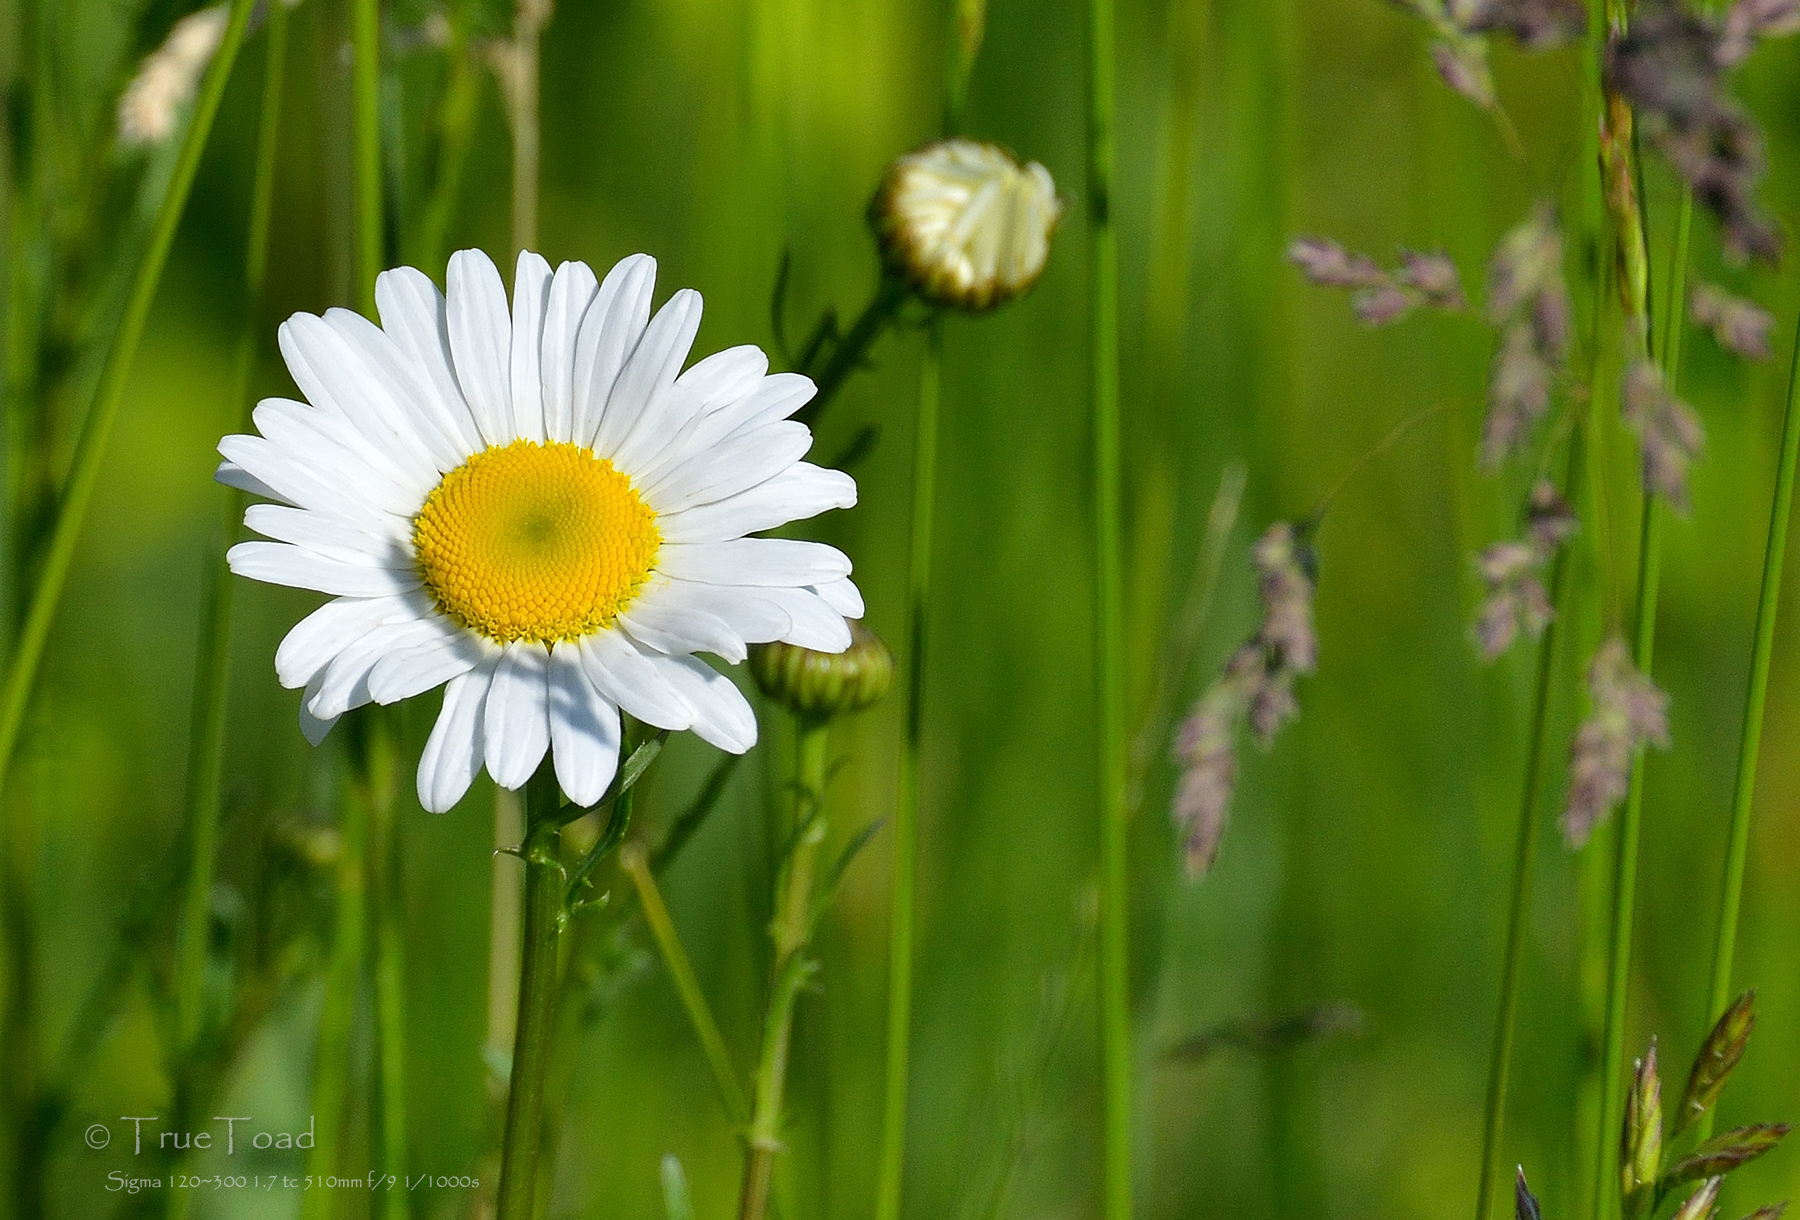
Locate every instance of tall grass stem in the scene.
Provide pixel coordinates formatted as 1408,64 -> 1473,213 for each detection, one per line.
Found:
1474,428 -> 1588,1220
173,0 -> 287,1061
1088,0 -> 1131,1211
1700,304 -> 1800,1109
623,839 -> 751,1126
875,319 -> 939,1220
0,0 -> 255,803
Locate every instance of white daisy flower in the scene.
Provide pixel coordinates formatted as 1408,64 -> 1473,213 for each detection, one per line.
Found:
220,250 -> 863,813
872,138 -> 1062,312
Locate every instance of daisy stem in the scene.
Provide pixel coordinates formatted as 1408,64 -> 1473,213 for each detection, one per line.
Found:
875,317 -> 940,1220
1088,0 -> 1131,1211
1697,287 -> 1800,1140
792,274 -> 910,430
622,838 -> 751,1126
1474,426 -> 1587,1220
0,0 -> 255,816
738,720 -> 830,1220
496,764 -> 566,1220
173,0 -> 287,1066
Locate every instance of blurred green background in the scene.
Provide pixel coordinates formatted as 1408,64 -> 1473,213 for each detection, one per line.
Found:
7,0 -> 1800,1217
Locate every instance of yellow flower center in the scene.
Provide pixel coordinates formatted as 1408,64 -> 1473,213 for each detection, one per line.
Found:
412,439 -> 660,644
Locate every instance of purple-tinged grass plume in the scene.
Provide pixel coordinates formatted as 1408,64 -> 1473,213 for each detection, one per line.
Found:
1690,283 -> 1776,360
1288,237 -> 1465,326
1170,522 -> 1318,877
1563,636 -> 1671,847
1386,0 -> 1586,110
1623,359 -> 1707,511
1474,480 -> 1576,660
1481,204 -> 1571,468
1606,2 -> 1798,265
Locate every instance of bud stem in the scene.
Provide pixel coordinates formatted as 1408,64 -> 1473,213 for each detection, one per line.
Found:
738,721 -> 831,1220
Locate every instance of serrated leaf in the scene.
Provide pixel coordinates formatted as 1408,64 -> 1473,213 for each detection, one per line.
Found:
1516,1166 -> 1544,1220
1677,991 -> 1757,1137
1662,1125 -> 1791,1190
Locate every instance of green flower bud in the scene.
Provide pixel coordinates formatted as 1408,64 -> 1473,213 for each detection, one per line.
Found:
871,138 -> 1062,313
750,620 -> 894,723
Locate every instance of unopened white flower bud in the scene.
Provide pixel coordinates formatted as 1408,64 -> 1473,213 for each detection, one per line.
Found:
871,138 -> 1061,312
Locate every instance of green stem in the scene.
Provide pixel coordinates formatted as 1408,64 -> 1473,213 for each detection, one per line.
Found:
508,0 -> 547,257
875,319 -> 939,1220
1474,427 -> 1589,1220
496,764 -> 565,1220
738,721 -> 830,1220
1088,0 -> 1130,1211
1700,307 -> 1800,1110
174,0 -> 288,1068
0,0 -> 255,808
792,274 -> 910,430
369,721 -> 408,1220
352,0 -> 381,311
301,733 -> 372,1220
411,17 -> 479,273
623,838 -> 751,1126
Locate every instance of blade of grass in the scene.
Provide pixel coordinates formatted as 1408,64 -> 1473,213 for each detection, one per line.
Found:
1088,0 -> 1131,1212
0,0 -> 256,816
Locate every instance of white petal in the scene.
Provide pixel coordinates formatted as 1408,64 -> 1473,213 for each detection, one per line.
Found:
215,459 -> 282,501
367,628 -> 488,705
278,313 -> 441,489
548,642 -> 622,807
649,655 -> 757,753
642,422 -> 813,512
308,618 -> 444,719
633,372 -> 816,486
418,659 -> 498,812
813,576 -> 865,618
541,261 -> 599,444
300,671 -> 338,745
572,254 -> 656,447
374,265 -> 485,452
577,631 -> 696,731
244,401 -> 423,515
485,640 -> 551,790
610,343 -> 766,475
274,592 -> 426,689
593,288 -> 702,462
616,584 -> 748,663
447,248 -> 514,445
510,251 -> 553,443
243,503 -> 410,566
656,464 -> 857,544
760,586 -> 853,651
651,579 -> 792,644
324,306 -> 471,471
229,541 -> 422,598
656,539 -> 852,587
